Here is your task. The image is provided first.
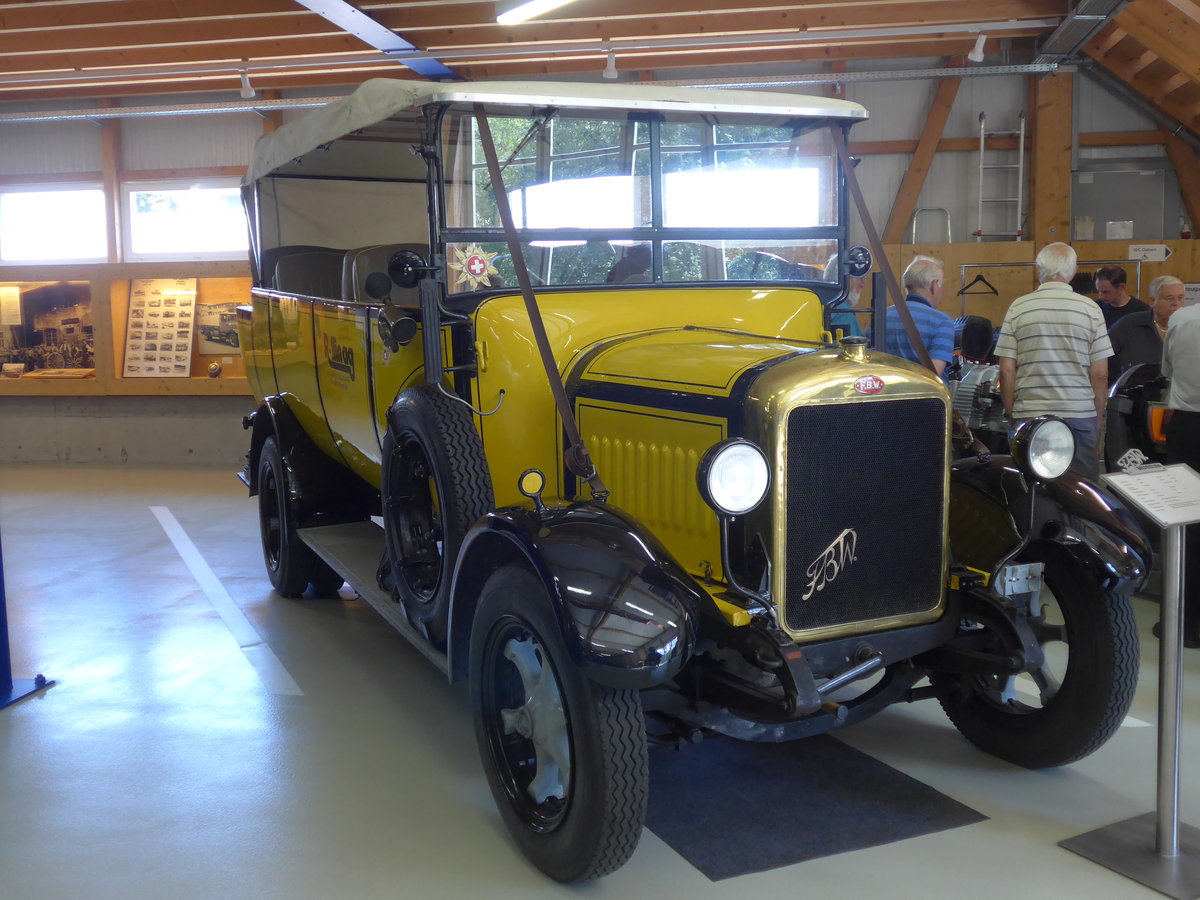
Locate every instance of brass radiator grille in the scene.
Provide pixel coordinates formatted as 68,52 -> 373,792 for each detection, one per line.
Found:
780,398 -> 946,635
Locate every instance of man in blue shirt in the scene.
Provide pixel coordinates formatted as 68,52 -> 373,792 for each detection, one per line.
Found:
872,255 -> 955,375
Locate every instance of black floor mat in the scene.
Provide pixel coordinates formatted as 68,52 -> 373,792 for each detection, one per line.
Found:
645,733 -> 986,881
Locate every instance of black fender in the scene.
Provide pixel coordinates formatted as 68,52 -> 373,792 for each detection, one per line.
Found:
949,455 -> 1151,592
243,397 -> 372,524
446,502 -> 702,689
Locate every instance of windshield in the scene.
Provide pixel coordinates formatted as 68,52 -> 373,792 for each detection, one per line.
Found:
439,105 -> 843,294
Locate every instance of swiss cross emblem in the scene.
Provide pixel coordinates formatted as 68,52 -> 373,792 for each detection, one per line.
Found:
449,244 -> 500,290
853,375 -> 884,394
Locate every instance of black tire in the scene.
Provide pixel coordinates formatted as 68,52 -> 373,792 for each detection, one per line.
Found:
936,544 -> 1139,768
257,435 -> 319,598
470,566 -> 647,882
381,384 -> 493,647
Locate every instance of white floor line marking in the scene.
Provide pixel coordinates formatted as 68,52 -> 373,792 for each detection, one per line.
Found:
151,506 -> 304,697
1014,679 -> 1149,728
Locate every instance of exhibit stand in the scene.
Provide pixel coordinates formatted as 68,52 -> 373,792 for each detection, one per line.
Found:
1061,463 -> 1200,899
0,527 -> 52,710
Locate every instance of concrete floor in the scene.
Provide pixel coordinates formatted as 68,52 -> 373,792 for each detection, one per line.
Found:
0,464 -> 1192,899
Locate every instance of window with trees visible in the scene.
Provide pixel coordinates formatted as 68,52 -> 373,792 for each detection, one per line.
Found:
123,180 -> 248,261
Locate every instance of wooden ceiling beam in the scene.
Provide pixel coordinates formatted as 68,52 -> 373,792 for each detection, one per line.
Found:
0,0 -> 299,30
1155,71 -> 1193,102
1084,43 -> 1200,144
0,34 -> 1038,97
1089,23 -> 1128,56
373,0 -> 1064,37
1114,0 -> 1200,82
0,17 -> 350,56
1164,133 -> 1200,238
0,2 -> 1062,59
0,39 -> 369,75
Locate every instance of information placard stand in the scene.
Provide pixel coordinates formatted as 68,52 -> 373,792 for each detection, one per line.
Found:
1061,464 -> 1200,899
0,527 -> 53,710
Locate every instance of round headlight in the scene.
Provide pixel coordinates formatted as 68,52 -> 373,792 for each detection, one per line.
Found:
1012,417 -> 1075,480
698,440 -> 770,516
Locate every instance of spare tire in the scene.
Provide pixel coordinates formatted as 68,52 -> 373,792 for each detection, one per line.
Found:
381,383 -> 494,648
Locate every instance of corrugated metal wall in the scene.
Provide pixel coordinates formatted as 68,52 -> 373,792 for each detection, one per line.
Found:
0,120 -> 103,175
122,113 -> 263,171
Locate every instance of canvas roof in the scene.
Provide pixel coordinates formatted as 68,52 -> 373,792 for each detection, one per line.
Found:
244,78 -> 867,184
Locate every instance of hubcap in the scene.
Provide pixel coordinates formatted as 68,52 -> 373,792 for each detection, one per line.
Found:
483,620 -> 573,828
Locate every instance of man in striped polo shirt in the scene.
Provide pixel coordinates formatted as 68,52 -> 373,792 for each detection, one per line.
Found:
995,242 -> 1112,480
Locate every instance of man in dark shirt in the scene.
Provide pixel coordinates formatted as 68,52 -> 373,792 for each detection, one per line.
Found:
1107,275 -> 1186,383
1094,264 -> 1149,329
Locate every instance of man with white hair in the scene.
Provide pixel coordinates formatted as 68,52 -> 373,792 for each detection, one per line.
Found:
1161,294 -> 1200,646
995,242 -> 1113,479
873,255 -> 954,375
1107,274 -> 1186,383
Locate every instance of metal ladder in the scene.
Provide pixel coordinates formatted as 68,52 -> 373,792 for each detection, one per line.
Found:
974,111 -> 1026,241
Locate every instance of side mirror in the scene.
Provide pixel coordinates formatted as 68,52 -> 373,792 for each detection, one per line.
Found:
364,271 -> 393,301
388,249 -> 428,289
845,246 -> 872,278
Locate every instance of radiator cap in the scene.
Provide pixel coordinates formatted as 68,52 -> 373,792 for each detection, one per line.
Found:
838,335 -> 869,363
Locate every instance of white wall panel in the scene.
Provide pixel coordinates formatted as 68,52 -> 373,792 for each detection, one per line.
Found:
1077,74 -> 1157,133
0,121 -> 102,175
122,112 -> 262,170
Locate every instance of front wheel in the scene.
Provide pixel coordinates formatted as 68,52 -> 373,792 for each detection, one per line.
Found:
470,566 -> 648,882
935,544 -> 1139,768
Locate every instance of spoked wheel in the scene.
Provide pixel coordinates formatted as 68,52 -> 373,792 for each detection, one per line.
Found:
257,435 -> 327,597
470,566 -> 647,882
382,384 -> 493,647
935,544 -> 1139,768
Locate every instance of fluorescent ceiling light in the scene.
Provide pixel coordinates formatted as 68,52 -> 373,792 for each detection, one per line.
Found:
496,0 -> 577,25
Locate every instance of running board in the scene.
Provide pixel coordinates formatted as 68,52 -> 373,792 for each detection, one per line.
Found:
298,521 -> 450,676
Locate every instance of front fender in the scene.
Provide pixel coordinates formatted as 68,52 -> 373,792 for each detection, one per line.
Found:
447,502 -> 701,689
950,455 -> 1151,592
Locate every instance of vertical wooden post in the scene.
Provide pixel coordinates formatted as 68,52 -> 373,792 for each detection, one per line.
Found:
1029,72 -> 1073,245
99,98 -> 121,263
882,70 -> 962,245
259,89 -> 284,135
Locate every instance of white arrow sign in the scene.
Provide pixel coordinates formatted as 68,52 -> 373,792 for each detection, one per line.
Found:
1128,243 -> 1173,262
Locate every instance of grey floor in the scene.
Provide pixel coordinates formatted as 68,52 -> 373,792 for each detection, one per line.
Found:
0,464 -> 1192,899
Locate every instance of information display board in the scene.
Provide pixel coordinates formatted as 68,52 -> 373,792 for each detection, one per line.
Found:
122,278 -> 196,377
1102,464 -> 1200,529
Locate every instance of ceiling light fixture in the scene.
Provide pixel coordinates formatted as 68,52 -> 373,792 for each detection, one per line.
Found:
967,34 -> 987,63
603,45 -> 618,80
238,69 -> 256,99
496,0 -> 577,25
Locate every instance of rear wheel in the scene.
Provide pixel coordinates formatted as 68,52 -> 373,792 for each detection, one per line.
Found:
936,544 -> 1138,768
258,436 -> 320,597
470,566 -> 647,882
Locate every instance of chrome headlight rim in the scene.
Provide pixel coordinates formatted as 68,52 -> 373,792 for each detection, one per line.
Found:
697,439 -> 771,516
1011,416 -> 1076,481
